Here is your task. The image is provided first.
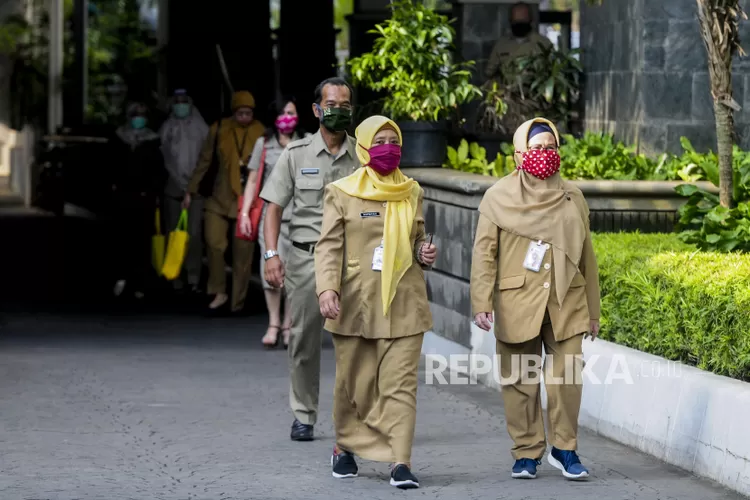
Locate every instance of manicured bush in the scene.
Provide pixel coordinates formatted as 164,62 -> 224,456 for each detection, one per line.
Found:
593,232 -> 750,381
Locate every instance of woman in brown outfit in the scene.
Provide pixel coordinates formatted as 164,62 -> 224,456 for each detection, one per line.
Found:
183,91 -> 265,311
470,117 -> 601,481
315,116 -> 437,489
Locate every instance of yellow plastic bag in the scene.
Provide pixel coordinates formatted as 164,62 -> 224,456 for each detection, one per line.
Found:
161,209 -> 190,280
152,208 -> 165,276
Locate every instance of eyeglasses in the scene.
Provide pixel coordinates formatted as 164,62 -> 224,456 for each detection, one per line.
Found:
527,145 -> 558,152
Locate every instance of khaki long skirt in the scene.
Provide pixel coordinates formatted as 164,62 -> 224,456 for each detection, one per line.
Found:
331,332 -> 424,464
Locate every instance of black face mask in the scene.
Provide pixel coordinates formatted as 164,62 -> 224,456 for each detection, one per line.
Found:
511,22 -> 532,38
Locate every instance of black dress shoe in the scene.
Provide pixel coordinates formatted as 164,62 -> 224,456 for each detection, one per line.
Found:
290,419 -> 314,441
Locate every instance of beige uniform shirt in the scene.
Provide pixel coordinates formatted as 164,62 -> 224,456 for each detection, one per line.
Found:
485,32 -> 553,80
315,184 -> 432,339
470,200 -> 601,344
259,130 -> 360,244
187,120 -> 264,217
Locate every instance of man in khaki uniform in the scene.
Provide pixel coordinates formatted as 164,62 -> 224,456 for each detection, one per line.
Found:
471,117 -> 600,481
485,2 -> 553,82
260,77 -> 360,441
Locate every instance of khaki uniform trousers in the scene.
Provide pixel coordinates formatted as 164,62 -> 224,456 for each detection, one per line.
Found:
332,333 -> 423,464
203,209 -> 255,311
285,244 -> 325,425
497,312 -> 583,460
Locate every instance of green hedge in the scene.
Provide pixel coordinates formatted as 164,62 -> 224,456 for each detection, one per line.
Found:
593,233 -> 750,381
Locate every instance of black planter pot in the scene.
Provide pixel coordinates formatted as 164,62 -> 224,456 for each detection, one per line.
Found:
397,121 -> 447,168
466,132 -> 512,162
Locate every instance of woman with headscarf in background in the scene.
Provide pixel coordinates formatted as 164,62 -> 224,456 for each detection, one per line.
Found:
470,118 -> 600,481
159,89 -> 209,294
184,90 -> 265,312
315,115 -> 437,489
111,101 -> 167,299
239,96 -> 309,348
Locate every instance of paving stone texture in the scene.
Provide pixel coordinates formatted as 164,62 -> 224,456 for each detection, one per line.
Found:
0,311 -> 740,500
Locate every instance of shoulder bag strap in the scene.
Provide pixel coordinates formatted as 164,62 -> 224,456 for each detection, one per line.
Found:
212,119 -> 222,160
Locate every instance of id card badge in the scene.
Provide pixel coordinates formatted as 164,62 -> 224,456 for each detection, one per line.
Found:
523,240 -> 547,272
372,240 -> 384,272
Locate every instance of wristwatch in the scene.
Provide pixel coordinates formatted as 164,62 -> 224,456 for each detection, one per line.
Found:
263,249 -> 279,261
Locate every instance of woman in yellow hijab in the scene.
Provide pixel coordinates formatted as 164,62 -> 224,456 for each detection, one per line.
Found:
314,115 -> 437,489
470,117 -> 600,481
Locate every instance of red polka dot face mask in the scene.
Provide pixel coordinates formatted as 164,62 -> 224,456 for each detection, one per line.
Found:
517,149 -> 561,180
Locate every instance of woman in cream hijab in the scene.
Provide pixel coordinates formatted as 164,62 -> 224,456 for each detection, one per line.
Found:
315,115 -> 437,489
470,118 -> 600,481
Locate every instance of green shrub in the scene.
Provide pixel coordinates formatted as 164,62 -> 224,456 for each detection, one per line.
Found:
593,232 -> 750,380
559,132 -> 655,180
675,141 -> 750,252
443,139 -> 510,177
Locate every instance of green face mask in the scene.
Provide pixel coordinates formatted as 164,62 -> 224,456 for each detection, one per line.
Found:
318,105 -> 352,132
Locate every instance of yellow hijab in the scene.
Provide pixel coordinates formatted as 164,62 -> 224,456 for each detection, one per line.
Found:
332,115 -> 421,316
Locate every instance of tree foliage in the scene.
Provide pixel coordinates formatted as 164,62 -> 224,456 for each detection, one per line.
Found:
347,0 -> 482,122
0,0 -> 157,128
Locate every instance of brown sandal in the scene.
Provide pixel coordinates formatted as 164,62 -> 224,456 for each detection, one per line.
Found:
262,326 -> 281,348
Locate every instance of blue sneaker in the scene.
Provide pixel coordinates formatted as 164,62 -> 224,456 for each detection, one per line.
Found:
547,447 -> 590,480
511,458 -> 541,479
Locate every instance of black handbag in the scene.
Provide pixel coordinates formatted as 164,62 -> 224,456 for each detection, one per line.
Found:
197,119 -> 222,198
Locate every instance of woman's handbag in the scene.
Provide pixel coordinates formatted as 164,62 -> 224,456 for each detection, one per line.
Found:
235,144 -> 267,242
197,119 -> 222,198
152,207 -> 166,276
162,209 -> 190,280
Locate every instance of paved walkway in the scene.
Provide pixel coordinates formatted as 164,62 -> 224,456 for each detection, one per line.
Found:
0,310 -> 740,500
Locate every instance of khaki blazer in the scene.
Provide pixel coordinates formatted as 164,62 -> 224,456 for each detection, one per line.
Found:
470,197 -> 600,344
315,184 -> 432,339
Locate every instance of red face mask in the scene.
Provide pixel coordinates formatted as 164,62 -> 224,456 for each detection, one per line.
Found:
361,143 -> 402,175
517,149 -> 561,180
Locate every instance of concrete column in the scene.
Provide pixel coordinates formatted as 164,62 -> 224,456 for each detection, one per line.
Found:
47,0 -> 64,133
69,0 -> 88,126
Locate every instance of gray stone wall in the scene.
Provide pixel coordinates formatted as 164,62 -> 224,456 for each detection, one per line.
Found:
581,0 -> 750,155
460,2 -> 542,84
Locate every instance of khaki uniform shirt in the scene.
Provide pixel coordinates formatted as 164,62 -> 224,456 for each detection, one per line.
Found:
470,212 -> 601,344
187,120 -> 264,217
485,32 -> 553,80
259,130 -> 360,244
315,184 -> 432,339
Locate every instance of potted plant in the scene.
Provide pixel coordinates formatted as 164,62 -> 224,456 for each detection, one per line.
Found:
468,80 -> 509,161
348,0 -> 482,167
495,44 -> 583,134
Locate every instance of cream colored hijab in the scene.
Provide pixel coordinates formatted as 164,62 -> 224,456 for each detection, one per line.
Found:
478,117 -> 587,306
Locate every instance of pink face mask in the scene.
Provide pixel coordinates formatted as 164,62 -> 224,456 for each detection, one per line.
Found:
362,143 -> 402,175
275,114 -> 298,134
